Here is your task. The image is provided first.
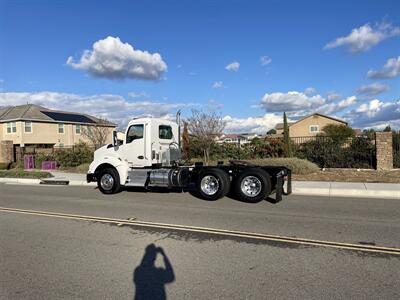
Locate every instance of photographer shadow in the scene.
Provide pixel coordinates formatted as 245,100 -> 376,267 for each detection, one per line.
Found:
133,244 -> 175,300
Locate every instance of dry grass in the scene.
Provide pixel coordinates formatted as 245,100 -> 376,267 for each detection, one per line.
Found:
243,157 -> 320,175
58,163 -> 90,174
0,170 -> 52,179
294,169 -> 400,183
192,157 -> 319,175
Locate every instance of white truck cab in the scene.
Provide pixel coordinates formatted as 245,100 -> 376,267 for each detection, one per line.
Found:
87,116 -> 292,203
120,117 -> 179,167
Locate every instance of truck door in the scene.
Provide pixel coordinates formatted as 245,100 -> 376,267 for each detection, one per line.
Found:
125,123 -> 148,167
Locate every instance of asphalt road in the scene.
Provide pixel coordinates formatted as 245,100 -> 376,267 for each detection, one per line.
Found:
1,183 -> 400,299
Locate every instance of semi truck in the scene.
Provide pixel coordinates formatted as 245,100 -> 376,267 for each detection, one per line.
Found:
87,113 -> 292,203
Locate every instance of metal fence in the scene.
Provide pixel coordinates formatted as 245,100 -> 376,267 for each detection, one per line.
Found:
13,144 -> 95,162
393,131 -> 400,168
267,135 -> 376,169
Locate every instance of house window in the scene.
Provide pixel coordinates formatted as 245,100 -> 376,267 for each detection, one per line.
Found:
58,123 -> 65,134
309,125 -> 319,133
24,121 -> 32,133
75,124 -> 81,134
159,125 -> 173,139
6,122 -> 17,134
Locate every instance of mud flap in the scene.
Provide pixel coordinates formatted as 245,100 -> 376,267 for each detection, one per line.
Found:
275,169 -> 292,203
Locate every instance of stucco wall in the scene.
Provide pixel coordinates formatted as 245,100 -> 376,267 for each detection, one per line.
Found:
1,121 -> 114,147
289,115 -> 345,137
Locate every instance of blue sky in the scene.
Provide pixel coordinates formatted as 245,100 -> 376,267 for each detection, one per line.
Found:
0,0 -> 399,132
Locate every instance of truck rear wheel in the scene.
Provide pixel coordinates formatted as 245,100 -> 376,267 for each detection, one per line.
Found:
196,169 -> 230,200
234,168 -> 271,203
97,168 -> 121,194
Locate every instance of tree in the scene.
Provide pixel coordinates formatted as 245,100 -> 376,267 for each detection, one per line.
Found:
82,118 -> 112,149
362,129 -> 376,140
383,125 -> 392,132
321,124 -> 355,144
267,129 -> 276,135
186,109 -> 226,163
182,121 -> 190,160
283,112 -> 293,157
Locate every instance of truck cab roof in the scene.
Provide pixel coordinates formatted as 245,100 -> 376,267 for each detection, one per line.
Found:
127,117 -> 177,127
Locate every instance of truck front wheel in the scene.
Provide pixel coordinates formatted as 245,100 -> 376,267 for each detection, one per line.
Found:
97,168 -> 121,194
195,169 -> 230,200
234,169 -> 271,203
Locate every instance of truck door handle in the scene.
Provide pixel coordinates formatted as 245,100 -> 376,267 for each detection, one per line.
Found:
138,156 -> 144,159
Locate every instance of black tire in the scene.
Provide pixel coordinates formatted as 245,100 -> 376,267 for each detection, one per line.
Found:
233,168 -> 271,203
97,168 -> 121,194
195,168 -> 230,200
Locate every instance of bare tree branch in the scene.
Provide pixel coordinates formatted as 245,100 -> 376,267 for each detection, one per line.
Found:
186,109 -> 225,163
82,117 -> 112,149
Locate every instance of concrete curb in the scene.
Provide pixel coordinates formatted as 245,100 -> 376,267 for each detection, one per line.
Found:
0,178 -> 41,184
293,187 -> 400,199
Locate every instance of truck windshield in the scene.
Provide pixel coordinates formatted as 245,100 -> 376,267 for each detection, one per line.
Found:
159,125 -> 173,139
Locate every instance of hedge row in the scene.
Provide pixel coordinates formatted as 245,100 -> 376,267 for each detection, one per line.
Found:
34,142 -> 94,169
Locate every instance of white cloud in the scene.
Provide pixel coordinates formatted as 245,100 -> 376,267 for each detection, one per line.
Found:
0,91 -> 193,129
260,56 -> 272,66
128,91 -> 149,99
225,61 -> 240,72
259,90 -> 359,118
206,99 -> 224,110
304,87 -> 316,95
212,81 -> 224,89
315,96 -> 357,115
345,99 -> 400,128
326,92 -> 341,102
367,56 -> 400,79
223,113 -> 286,134
324,22 -> 400,53
356,83 -> 389,96
260,91 -> 325,113
66,36 -> 167,80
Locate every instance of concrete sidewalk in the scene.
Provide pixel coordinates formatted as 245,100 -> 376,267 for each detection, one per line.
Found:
292,181 -> 399,199
0,171 -> 398,199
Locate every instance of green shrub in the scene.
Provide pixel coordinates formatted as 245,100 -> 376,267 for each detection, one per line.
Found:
252,138 -> 285,158
244,157 -> 320,175
34,153 -> 55,169
54,142 -> 94,168
295,137 -> 375,168
76,163 -> 90,173
0,162 -> 9,170
0,161 -> 14,170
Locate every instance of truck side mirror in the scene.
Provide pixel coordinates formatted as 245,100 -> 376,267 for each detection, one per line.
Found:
113,130 -> 118,147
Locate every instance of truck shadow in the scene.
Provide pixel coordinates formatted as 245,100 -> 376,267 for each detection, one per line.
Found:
122,187 -> 276,204
133,244 -> 175,300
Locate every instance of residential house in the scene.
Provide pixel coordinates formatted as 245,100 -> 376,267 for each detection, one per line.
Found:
0,104 -> 116,161
216,133 -> 260,146
274,113 -> 347,138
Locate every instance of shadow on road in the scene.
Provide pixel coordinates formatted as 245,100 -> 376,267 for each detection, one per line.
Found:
123,186 -> 276,204
133,244 -> 175,300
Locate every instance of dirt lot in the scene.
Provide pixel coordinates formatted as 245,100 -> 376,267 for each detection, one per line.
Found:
293,169 -> 400,183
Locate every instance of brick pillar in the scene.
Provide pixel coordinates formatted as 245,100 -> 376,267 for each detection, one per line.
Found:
375,132 -> 393,170
0,140 -> 14,163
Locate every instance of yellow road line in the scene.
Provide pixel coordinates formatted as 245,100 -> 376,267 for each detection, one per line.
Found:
1,206 -> 399,255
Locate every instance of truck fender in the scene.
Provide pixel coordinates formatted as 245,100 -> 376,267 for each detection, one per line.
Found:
90,157 -> 130,185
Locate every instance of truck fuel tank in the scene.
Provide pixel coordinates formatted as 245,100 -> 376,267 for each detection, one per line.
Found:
149,168 -> 190,187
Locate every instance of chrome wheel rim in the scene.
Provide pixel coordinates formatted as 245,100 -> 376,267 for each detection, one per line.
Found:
100,174 -> 114,191
240,176 -> 262,197
200,175 -> 219,195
